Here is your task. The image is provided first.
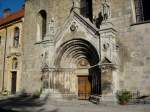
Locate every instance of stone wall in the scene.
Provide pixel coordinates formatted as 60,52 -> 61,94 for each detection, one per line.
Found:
22,0 -> 150,95
110,0 -> 150,94
0,21 -> 23,93
0,29 -> 6,91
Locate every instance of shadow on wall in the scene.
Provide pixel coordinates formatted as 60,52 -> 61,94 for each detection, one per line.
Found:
89,66 -> 101,95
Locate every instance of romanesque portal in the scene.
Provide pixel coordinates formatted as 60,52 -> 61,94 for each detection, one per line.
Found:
42,39 -> 101,99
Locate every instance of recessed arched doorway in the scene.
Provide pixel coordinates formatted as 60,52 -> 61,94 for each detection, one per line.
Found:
53,38 -> 101,100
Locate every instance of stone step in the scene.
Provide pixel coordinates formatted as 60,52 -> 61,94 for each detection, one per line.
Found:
40,89 -> 63,100
101,95 -> 117,102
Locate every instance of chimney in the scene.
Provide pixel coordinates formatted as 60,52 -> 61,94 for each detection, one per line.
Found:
3,8 -> 11,18
22,4 -> 25,9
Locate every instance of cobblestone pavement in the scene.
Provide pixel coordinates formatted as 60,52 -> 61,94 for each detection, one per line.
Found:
0,96 -> 150,112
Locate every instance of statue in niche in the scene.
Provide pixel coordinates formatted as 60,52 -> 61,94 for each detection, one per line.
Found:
101,0 -> 111,21
93,0 -> 111,28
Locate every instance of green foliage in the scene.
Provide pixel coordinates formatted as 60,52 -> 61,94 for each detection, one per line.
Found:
116,90 -> 132,104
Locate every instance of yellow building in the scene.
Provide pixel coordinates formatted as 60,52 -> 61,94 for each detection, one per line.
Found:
0,8 -> 24,94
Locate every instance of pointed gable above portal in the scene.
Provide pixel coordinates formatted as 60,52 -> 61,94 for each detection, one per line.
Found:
55,11 -> 100,43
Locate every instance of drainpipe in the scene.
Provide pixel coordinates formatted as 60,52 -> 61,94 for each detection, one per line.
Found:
2,27 -> 7,91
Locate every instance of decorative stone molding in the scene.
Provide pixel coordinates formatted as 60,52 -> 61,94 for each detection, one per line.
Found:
70,21 -> 78,32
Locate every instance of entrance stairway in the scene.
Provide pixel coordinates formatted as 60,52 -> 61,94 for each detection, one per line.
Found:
40,89 -> 117,105
40,89 -> 62,100
101,95 -> 117,103
40,89 -> 93,106
40,89 -> 77,101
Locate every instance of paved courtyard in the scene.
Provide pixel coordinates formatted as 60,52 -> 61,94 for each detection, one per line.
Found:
0,95 -> 150,112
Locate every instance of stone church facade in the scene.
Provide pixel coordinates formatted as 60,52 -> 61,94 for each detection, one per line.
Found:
21,0 -> 150,100
0,0 -> 150,101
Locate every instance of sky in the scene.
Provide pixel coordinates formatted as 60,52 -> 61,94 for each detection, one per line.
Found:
0,0 -> 25,17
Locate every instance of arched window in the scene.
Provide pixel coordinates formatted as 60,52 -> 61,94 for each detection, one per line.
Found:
12,58 -> 18,69
80,0 -> 93,21
37,10 -> 47,40
13,27 -> 20,48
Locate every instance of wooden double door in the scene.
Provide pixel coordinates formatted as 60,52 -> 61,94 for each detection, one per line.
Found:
78,76 -> 91,100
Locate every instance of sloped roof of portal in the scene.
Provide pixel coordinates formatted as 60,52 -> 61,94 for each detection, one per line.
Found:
55,11 -> 100,41
73,11 -> 99,35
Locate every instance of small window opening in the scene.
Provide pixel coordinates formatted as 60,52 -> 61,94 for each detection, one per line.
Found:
13,27 -> 20,48
38,10 -> 47,40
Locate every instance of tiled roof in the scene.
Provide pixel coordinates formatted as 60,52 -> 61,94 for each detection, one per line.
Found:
0,8 -> 24,26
